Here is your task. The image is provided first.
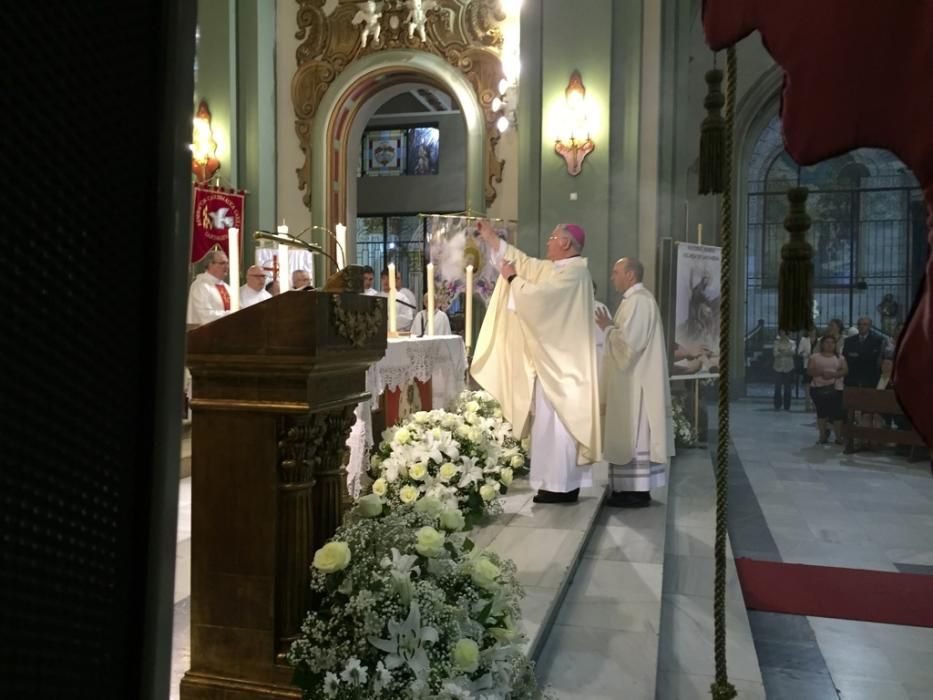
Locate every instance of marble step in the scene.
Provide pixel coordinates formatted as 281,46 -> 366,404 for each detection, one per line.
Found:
469,474 -> 608,661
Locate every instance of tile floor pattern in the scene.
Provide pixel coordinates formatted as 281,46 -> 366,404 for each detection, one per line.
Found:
730,399 -> 933,699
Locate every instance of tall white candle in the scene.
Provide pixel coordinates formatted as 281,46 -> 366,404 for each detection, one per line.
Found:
697,223 -> 703,245
426,262 -> 435,336
388,262 -> 397,334
276,222 -> 289,290
228,228 -> 240,311
335,222 -> 347,270
465,264 -> 474,349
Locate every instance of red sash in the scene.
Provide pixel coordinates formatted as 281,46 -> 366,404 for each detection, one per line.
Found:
215,284 -> 231,311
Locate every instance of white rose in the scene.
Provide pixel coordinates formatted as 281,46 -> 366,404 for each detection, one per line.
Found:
499,468 -> 513,487
468,427 -> 483,442
414,411 -> 430,423
466,401 -> 480,412
479,482 -> 499,502
439,508 -> 465,532
399,485 -> 420,504
313,541 -> 351,574
510,454 -> 524,469
414,496 -> 444,517
394,428 -> 411,445
409,462 -> 428,480
452,638 -> 479,673
438,462 -> 459,482
456,424 -> 471,439
470,557 -> 500,590
371,478 -> 388,496
414,526 -> 446,558
357,493 -> 383,518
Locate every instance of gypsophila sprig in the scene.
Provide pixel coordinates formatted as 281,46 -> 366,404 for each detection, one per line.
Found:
288,501 -> 542,699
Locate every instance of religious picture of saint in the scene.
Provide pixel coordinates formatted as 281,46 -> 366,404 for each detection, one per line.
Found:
406,126 -> 439,175
672,242 -> 722,379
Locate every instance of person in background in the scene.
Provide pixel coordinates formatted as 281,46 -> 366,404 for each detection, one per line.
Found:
824,318 -> 845,355
361,265 -> 379,296
410,292 -> 452,337
798,327 -> 818,411
291,269 -> 312,291
807,335 -> 848,444
772,329 -> 797,411
240,265 -> 271,308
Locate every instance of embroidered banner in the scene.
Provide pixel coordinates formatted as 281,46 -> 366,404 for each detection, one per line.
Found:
191,185 -> 246,263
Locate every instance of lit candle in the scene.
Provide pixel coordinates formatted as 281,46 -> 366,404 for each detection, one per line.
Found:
228,227 -> 240,311
335,222 -> 347,270
388,262 -> 397,335
426,262 -> 435,336
465,264 -> 474,349
277,221 -> 289,290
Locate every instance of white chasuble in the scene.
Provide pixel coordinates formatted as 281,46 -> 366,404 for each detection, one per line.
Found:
601,285 -> 674,489
471,242 -> 601,476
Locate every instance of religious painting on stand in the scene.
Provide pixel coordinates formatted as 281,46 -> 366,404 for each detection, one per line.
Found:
670,242 -> 722,380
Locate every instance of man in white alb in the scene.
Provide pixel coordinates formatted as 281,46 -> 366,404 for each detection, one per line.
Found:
411,293 -> 452,337
291,269 -> 312,291
240,265 -> 271,308
381,267 -> 417,331
186,249 -> 233,326
472,220 -> 601,504
596,258 -> 674,508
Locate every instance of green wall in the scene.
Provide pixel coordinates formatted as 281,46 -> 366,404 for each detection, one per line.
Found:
194,0 -> 277,274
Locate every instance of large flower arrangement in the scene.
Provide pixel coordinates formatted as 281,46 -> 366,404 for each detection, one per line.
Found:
368,409 -> 515,525
450,390 -> 529,477
288,498 -> 541,699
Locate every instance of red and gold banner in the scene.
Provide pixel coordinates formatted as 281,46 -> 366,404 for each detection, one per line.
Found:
190,185 -> 246,263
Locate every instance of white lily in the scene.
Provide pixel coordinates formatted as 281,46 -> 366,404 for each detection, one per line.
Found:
368,601 -> 438,679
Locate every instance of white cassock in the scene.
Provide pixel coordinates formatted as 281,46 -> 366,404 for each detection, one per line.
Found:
376,287 -> 417,331
410,309 -> 452,337
472,243 -> 601,493
362,287 -> 380,296
601,283 -> 674,492
186,272 -> 232,326
239,285 -> 272,308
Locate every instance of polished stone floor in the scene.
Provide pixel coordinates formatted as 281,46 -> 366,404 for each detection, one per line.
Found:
729,399 -> 933,700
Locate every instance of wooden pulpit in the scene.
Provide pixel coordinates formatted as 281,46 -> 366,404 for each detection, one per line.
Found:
180,289 -> 386,699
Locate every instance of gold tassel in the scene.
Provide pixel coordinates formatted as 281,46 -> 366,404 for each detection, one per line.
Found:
699,68 -> 726,195
778,186 -> 814,332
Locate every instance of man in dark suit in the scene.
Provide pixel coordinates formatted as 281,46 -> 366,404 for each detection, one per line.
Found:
842,316 -> 884,387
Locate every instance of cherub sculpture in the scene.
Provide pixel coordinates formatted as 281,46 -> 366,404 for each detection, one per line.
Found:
352,0 -> 382,48
406,0 -> 434,43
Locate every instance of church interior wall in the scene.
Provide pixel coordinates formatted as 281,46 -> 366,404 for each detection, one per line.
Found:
356,112 -> 467,216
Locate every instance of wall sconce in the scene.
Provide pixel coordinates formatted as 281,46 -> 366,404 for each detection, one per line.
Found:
554,71 -> 594,176
191,99 -> 220,183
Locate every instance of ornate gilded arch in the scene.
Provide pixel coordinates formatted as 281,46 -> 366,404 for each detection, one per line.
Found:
291,0 -> 508,209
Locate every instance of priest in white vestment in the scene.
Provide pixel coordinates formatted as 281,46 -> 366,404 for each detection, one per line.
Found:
240,265 -> 272,308
186,249 -> 233,326
362,265 -> 379,296
596,258 -> 674,508
380,267 -> 417,331
472,221 -> 601,504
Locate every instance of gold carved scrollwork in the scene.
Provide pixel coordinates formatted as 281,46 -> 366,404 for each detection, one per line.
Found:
292,0 -> 508,206
331,294 -> 385,347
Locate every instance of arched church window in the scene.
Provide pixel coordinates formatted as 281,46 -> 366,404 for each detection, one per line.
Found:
743,115 -> 923,395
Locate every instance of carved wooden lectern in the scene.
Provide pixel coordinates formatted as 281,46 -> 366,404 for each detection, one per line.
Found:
180,287 -> 386,699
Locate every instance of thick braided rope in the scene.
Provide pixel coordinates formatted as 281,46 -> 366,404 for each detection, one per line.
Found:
711,45 -> 738,700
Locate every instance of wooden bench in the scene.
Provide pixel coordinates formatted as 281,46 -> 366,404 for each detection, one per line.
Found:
842,388 -> 927,463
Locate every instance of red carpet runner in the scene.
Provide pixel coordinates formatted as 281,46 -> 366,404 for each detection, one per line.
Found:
735,558 -> 933,628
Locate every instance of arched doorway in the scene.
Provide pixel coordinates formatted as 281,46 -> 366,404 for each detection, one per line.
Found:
742,115 -> 925,394
306,50 -> 488,282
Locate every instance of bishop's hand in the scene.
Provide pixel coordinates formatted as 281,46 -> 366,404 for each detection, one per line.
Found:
595,306 -> 613,330
501,260 -> 516,279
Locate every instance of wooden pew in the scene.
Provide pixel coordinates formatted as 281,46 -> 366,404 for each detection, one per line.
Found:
842,387 -> 926,461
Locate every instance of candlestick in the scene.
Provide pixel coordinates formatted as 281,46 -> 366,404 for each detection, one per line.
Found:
388,262 -> 397,335
426,262 -> 435,336
465,264 -> 474,349
228,227 -> 240,311
335,222 -> 347,270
